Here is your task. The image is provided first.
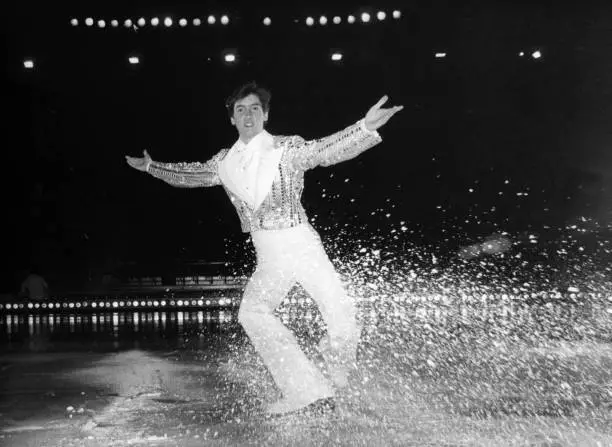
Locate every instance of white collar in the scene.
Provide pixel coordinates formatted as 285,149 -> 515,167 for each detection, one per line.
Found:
232,129 -> 272,152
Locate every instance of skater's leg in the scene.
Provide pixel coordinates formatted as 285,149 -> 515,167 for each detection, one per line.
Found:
296,228 -> 361,388
238,265 -> 334,413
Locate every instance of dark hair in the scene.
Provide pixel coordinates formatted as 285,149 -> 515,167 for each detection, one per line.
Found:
225,81 -> 271,118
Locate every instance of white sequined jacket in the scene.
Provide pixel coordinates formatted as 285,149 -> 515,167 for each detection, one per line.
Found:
146,119 -> 382,233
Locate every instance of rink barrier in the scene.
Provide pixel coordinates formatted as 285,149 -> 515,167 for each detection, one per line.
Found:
1,291 -> 611,328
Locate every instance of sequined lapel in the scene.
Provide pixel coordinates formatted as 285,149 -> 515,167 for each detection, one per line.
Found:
252,132 -> 282,211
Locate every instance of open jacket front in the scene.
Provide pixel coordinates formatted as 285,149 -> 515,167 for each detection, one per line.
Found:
146,119 -> 382,233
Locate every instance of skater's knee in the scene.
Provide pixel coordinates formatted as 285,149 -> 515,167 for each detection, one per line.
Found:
237,304 -> 265,328
330,297 -> 358,321
237,307 -> 252,326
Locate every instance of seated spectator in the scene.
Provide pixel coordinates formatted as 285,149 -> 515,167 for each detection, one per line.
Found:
20,267 -> 49,300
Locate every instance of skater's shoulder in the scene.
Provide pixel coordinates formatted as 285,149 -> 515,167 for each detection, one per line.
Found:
273,134 -> 301,147
274,134 -> 311,148
213,147 -> 231,159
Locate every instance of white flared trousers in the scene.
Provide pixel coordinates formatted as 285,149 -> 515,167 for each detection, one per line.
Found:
238,223 -> 360,402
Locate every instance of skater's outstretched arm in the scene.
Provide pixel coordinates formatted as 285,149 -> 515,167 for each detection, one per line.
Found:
288,95 -> 403,171
125,149 -> 227,188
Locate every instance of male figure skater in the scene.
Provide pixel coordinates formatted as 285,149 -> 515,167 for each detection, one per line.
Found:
126,82 -> 403,415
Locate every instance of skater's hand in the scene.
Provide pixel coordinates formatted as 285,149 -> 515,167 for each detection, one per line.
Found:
125,150 -> 152,172
364,95 -> 404,131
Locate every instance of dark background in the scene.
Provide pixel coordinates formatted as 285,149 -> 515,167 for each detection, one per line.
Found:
2,0 -> 611,292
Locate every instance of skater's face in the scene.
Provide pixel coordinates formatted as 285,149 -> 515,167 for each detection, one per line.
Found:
231,94 -> 269,143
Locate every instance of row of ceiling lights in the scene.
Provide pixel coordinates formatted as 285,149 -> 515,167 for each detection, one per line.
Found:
69,10 -> 402,29
20,49 -> 543,69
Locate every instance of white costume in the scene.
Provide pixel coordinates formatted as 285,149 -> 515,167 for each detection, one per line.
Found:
146,119 -> 382,410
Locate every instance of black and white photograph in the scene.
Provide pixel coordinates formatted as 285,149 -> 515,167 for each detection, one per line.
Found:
1,1 -> 611,445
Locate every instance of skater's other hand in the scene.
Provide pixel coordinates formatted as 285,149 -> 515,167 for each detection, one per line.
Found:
364,95 -> 403,131
125,150 -> 152,172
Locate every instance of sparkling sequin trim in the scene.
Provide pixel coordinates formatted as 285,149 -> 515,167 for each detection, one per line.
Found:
147,120 -> 382,232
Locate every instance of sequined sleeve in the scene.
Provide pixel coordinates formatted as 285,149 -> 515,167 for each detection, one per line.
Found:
147,150 -> 226,188
288,119 -> 382,171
